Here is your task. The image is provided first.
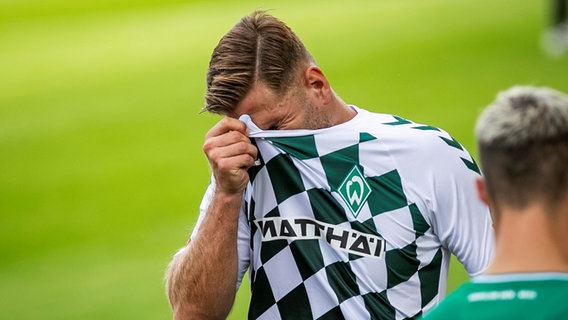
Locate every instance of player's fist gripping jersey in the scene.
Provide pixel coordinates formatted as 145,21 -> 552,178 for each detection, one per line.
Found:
193,106 -> 494,320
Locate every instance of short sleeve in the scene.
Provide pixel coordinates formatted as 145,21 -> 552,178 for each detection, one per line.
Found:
391,128 -> 495,276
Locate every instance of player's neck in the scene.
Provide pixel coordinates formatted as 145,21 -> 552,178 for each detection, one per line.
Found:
485,202 -> 568,275
328,93 -> 356,126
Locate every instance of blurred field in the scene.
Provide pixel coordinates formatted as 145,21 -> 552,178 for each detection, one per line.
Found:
0,0 -> 566,319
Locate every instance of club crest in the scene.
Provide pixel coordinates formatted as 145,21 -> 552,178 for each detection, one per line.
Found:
337,165 -> 371,218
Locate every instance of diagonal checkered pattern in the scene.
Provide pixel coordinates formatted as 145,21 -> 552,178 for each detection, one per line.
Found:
239,108 -> 484,320
184,108 -> 492,319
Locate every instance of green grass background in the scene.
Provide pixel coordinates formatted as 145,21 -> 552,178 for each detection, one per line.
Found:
1,0 -> 566,319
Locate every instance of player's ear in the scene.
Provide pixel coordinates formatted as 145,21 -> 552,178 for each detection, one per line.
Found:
303,66 -> 331,105
475,177 -> 489,206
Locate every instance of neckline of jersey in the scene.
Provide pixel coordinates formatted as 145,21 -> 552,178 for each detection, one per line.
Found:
242,105 -> 364,139
473,272 -> 568,283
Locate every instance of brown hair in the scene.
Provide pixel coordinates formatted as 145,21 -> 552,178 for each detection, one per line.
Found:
203,10 -> 313,115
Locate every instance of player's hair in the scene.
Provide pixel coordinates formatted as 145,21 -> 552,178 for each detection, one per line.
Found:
203,10 -> 314,115
476,85 -> 568,211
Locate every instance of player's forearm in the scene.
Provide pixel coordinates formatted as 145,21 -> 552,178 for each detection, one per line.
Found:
166,192 -> 242,319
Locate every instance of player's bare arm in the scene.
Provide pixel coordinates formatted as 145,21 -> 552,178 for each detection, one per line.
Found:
166,117 -> 257,320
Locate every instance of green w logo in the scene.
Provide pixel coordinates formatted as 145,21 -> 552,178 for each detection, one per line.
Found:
337,166 -> 372,218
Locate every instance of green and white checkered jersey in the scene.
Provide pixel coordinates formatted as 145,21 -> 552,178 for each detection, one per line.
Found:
421,273 -> 568,319
193,106 -> 494,319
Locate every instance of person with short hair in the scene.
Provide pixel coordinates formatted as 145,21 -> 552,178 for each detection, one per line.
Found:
421,86 -> 568,319
166,10 -> 494,319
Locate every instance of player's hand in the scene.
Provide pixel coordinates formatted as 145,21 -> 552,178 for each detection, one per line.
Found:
203,117 -> 258,195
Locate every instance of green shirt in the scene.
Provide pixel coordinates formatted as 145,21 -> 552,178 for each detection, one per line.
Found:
422,273 -> 568,319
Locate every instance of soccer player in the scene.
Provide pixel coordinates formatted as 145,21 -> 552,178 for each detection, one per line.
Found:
421,86 -> 568,319
166,10 -> 494,319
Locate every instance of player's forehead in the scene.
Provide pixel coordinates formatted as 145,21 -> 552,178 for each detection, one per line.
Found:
230,82 -> 283,127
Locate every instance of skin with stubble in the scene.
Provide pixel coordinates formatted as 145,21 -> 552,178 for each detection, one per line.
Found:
166,67 -> 355,320
165,10 -> 356,319
166,11 -> 500,320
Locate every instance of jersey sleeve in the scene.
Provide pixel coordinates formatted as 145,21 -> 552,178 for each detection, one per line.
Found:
190,177 -> 251,289
392,128 -> 495,276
